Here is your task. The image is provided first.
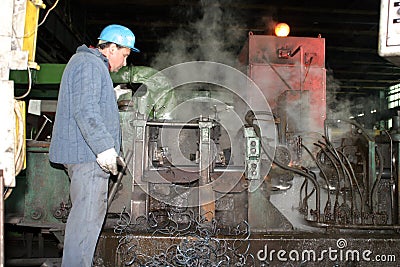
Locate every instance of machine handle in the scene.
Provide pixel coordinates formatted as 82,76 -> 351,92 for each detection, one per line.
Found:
107,150 -> 132,208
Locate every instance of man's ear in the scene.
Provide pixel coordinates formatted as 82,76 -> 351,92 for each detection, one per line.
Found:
109,43 -> 117,54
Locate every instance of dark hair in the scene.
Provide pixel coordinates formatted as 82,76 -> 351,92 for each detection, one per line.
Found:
96,42 -> 124,50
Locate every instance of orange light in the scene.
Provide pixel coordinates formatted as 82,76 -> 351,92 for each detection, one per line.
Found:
274,23 -> 290,37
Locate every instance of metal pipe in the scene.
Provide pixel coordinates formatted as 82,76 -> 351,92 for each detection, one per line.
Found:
299,177 -> 308,213
338,150 -> 365,224
383,130 -> 396,225
370,147 -> 384,215
260,137 -> 321,222
34,114 -> 52,140
314,144 -> 342,223
302,144 -> 331,202
321,139 -> 355,224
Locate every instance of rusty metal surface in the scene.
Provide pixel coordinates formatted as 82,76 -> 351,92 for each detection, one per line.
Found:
96,231 -> 400,267
8,34 -> 400,267
22,142 -> 70,227
240,34 -> 326,135
240,35 -> 325,67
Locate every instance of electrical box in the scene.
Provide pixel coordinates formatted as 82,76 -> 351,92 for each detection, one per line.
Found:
378,0 -> 400,65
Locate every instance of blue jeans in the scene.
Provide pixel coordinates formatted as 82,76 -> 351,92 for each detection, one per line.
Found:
62,161 -> 109,267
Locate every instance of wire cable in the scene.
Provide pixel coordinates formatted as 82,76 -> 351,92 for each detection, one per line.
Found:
14,67 -> 32,100
5,101 -> 25,200
37,0 -> 60,27
14,101 -> 24,175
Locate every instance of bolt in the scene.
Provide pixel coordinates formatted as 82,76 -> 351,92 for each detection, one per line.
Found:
31,209 -> 43,220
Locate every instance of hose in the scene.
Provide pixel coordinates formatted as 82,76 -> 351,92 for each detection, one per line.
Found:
14,101 -> 25,176
5,101 -> 25,200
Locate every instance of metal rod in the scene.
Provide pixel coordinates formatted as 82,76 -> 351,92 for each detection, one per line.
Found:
108,151 -> 133,208
34,114 -> 52,140
146,121 -> 200,127
148,165 -> 245,172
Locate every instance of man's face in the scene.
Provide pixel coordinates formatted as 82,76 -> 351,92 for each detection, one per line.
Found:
107,44 -> 131,72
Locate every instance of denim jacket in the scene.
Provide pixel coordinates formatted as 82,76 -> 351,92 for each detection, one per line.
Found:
49,45 -> 121,164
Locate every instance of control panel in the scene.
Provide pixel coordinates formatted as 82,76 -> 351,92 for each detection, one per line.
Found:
378,0 -> 400,65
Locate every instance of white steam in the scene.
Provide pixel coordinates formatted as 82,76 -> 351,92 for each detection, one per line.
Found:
150,1 -> 245,69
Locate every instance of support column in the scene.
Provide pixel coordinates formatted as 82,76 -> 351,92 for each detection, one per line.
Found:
198,118 -> 215,222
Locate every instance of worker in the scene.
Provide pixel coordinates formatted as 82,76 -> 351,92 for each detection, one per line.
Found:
49,24 -> 139,267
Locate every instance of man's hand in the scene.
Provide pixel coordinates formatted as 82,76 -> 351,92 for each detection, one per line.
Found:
96,148 -> 118,175
114,84 -> 131,100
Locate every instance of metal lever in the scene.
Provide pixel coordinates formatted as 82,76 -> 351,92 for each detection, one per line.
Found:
107,150 -> 132,208
34,114 -> 52,140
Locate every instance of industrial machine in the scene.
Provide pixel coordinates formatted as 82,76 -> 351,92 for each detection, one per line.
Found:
5,28 -> 400,267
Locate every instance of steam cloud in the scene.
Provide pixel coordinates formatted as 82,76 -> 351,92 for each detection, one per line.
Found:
150,0 -> 245,69
326,68 -> 353,121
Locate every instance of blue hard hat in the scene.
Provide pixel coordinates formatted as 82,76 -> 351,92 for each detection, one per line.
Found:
98,24 -> 140,52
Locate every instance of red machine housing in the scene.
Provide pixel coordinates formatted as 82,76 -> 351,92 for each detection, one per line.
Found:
239,34 -> 326,148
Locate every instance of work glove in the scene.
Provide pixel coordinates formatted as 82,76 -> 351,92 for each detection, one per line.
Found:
96,148 -> 118,175
114,84 -> 131,100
